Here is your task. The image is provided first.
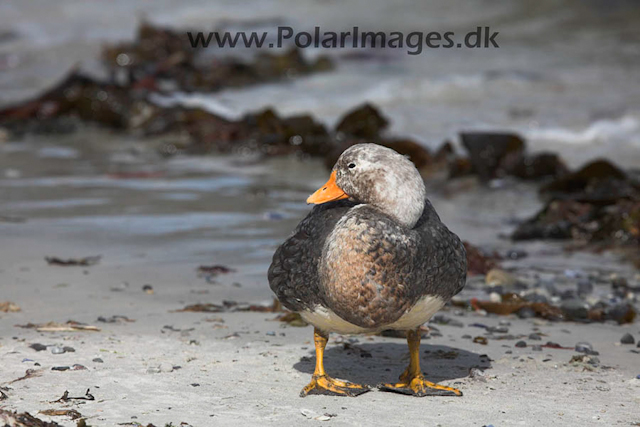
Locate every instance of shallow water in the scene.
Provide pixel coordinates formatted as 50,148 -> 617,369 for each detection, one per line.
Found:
2,0 -> 640,164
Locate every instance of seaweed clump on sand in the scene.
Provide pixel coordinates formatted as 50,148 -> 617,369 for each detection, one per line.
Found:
0,409 -> 62,426
511,159 -> 640,267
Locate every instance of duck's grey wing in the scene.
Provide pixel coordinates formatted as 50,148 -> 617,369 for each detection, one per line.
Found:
268,200 -> 357,312
413,199 -> 467,300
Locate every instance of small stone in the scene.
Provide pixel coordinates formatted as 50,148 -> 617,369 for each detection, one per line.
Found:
461,334 -> 472,339
570,354 -> 600,367
448,319 -> 464,327
50,346 -> 65,354
517,307 -> 536,319
620,333 -> 635,345
575,342 -> 593,354
486,268 -> 517,287
143,284 -> 154,294
515,341 -> 527,348
62,346 -> 75,353
498,320 -> 511,326
72,364 -> 87,370
468,368 -> 487,381
92,358 -> 104,363
52,366 -> 70,371
266,331 -> 276,336
577,279 -> 593,296
560,299 -> 589,320
29,343 -> 47,352
528,333 -> 542,341
531,345 -> 542,351
487,326 -> 509,334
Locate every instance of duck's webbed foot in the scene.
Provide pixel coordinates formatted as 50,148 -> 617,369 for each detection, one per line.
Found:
300,328 -> 370,398
378,371 -> 462,397
300,374 -> 370,397
377,329 -> 463,397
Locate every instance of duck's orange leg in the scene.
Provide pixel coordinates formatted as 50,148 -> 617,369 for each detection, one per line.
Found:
379,329 -> 463,397
300,328 -> 370,397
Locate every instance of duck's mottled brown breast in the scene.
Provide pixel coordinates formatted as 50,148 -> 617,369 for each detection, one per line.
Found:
268,199 -> 466,330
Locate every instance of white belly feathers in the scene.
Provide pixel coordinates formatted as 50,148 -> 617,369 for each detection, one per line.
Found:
300,295 -> 445,334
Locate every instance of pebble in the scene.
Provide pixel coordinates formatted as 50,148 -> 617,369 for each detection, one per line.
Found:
498,320 -> 511,326
468,368 -> 487,381
486,268 -> 517,287
63,346 -> 75,353
461,334 -> 472,339
620,333 -> 635,345
560,299 -> 589,320
447,319 -> 464,327
528,333 -> 542,341
92,358 -> 104,363
487,326 -> 509,334
143,284 -> 154,294
515,341 -> 527,348
575,342 -> 593,354
469,323 -> 488,329
577,279 -> 593,296
431,314 -> 464,327
50,346 -> 65,354
52,366 -> 70,371
266,331 -> 276,336
72,364 -> 87,370
517,307 -> 535,319
29,343 -> 47,352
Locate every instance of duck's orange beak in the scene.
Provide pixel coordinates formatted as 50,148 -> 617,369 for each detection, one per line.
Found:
307,171 -> 349,204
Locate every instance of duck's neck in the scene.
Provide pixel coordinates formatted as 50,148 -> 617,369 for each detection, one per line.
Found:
369,173 -> 426,228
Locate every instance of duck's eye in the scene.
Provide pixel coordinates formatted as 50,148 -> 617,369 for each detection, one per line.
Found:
348,163 -> 356,169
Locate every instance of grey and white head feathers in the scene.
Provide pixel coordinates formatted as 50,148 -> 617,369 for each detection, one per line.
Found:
333,143 -> 426,228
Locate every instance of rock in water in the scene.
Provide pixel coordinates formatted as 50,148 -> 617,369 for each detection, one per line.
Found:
620,333 -> 635,344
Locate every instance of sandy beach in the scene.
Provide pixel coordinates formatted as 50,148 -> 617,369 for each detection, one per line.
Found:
1,234 -> 639,426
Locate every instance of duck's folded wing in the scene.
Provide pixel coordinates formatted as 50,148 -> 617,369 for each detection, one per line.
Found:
268,200 -> 356,312
414,200 -> 467,299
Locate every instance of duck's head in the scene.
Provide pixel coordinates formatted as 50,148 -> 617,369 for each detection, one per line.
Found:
307,143 -> 426,228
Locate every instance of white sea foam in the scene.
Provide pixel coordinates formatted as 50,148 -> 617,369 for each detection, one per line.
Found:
149,92 -> 243,121
526,114 -> 640,145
